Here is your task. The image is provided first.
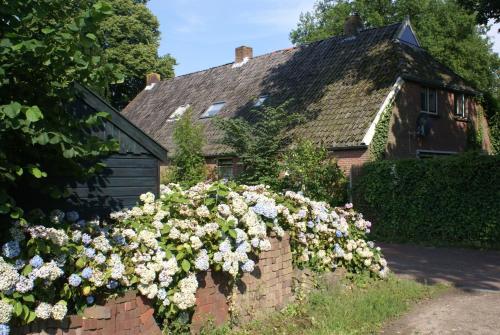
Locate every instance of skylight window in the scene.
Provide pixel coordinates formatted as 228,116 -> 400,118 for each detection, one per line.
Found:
169,104 -> 190,120
201,102 -> 225,118
254,95 -> 268,107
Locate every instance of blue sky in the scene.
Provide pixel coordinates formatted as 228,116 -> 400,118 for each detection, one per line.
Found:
147,0 -> 315,76
148,0 -> 500,77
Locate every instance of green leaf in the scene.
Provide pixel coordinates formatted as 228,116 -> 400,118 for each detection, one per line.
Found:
23,294 -> 35,303
27,311 -> 36,323
25,106 -> 43,122
76,257 -> 85,268
228,229 -> 237,239
14,301 -> 22,316
85,33 -> 96,40
3,102 -> 21,118
181,259 -> 191,272
41,27 -> 55,34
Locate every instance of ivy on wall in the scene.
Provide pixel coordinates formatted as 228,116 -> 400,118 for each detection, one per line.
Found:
353,153 -> 500,249
369,101 -> 394,161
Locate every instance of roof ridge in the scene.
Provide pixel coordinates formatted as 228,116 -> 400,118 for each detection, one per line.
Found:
167,21 -> 404,81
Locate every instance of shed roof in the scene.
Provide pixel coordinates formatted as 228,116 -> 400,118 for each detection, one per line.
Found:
122,20 -> 476,157
75,83 -> 168,161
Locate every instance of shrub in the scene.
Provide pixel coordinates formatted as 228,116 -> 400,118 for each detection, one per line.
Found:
171,108 -> 206,186
353,153 -> 500,249
280,140 -> 347,206
0,182 -> 387,331
216,101 -> 303,187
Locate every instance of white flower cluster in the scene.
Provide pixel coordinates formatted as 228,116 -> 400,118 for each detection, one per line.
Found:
0,181 -> 387,331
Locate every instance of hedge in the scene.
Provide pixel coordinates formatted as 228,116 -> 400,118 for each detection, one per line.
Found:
353,153 -> 500,249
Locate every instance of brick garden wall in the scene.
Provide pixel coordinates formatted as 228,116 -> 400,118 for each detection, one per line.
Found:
191,233 -> 294,334
12,290 -> 161,335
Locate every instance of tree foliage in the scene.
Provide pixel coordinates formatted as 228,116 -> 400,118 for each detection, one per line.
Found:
0,0 -> 121,221
171,108 -> 206,187
280,140 -> 347,206
216,102 -> 303,187
99,0 -> 176,109
457,0 -> 500,24
290,0 -> 500,151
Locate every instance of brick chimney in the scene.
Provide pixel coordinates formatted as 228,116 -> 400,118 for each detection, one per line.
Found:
235,46 -> 253,63
344,13 -> 364,36
146,73 -> 161,86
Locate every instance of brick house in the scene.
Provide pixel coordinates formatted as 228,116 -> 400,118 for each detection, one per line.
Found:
122,15 -> 492,178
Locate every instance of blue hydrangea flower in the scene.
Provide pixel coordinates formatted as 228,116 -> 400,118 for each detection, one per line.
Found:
307,221 -> 315,229
106,280 -> 118,289
29,255 -> 45,268
157,288 -> 167,300
0,324 -> 10,335
86,296 -> 95,305
251,201 -> 278,219
113,235 -> 126,245
335,231 -> 343,238
81,233 -> 92,245
66,211 -> 79,222
81,267 -> 93,279
68,274 -> 82,287
84,248 -> 96,259
14,259 -> 25,270
2,241 -> 20,258
76,219 -> 87,227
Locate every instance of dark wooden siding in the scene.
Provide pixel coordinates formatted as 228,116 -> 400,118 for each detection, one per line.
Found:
67,154 -> 159,216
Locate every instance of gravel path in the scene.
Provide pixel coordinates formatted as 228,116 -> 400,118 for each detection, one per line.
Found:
378,243 -> 500,335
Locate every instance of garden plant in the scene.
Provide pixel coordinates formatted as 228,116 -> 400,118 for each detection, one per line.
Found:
0,181 -> 388,334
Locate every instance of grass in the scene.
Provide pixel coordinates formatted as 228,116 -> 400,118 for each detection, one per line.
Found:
201,274 -> 448,335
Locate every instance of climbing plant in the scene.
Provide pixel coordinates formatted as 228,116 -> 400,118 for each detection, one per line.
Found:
369,102 -> 393,161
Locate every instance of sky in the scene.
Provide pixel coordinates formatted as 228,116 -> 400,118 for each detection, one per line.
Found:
148,0 -> 500,77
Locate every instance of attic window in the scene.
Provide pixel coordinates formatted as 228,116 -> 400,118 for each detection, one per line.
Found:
254,95 -> 268,107
201,101 -> 225,118
169,104 -> 190,120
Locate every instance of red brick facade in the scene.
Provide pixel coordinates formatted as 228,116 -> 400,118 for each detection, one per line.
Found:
12,291 -> 161,335
191,234 -> 294,334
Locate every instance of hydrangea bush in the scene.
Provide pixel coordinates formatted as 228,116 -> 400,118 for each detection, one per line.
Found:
0,181 -> 387,333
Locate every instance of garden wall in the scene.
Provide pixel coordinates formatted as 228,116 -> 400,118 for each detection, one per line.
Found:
11,290 -> 161,335
353,154 -> 500,249
191,233 -> 294,333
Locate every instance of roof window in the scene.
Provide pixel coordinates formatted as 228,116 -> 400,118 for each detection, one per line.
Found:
169,104 -> 190,120
201,101 -> 225,118
254,95 -> 268,107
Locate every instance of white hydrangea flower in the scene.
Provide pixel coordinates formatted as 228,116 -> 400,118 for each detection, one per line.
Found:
0,300 -> 13,323
35,302 -> 52,319
51,302 -> 67,320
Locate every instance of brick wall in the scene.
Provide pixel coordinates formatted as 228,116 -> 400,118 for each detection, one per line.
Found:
191,233 -> 294,334
12,290 -> 161,335
387,81 -> 482,158
330,149 -> 370,176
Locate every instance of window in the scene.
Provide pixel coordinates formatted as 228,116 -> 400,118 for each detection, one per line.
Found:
454,93 -> 468,118
416,150 -> 456,159
168,104 -> 190,120
201,101 -> 225,118
217,159 -> 234,179
254,95 -> 268,107
420,87 -> 438,115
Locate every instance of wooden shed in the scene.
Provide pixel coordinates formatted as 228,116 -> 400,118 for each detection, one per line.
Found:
64,84 -> 168,216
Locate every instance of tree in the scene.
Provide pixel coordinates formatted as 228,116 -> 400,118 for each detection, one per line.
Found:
216,101 -> 303,187
457,0 -> 500,24
290,0 -> 500,153
171,108 -> 206,186
0,0 -> 121,222
280,140 -> 347,206
99,0 -> 176,109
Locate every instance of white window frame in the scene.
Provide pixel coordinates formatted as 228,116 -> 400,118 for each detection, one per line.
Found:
201,101 -> 225,118
454,93 -> 468,118
168,104 -> 190,121
420,87 -> 438,115
254,95 -> 268,107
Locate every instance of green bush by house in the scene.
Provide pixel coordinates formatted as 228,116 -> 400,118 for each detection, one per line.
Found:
353,153 -> 500,249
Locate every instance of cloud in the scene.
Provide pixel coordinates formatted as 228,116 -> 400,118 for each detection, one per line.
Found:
240,0 -> 315,32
